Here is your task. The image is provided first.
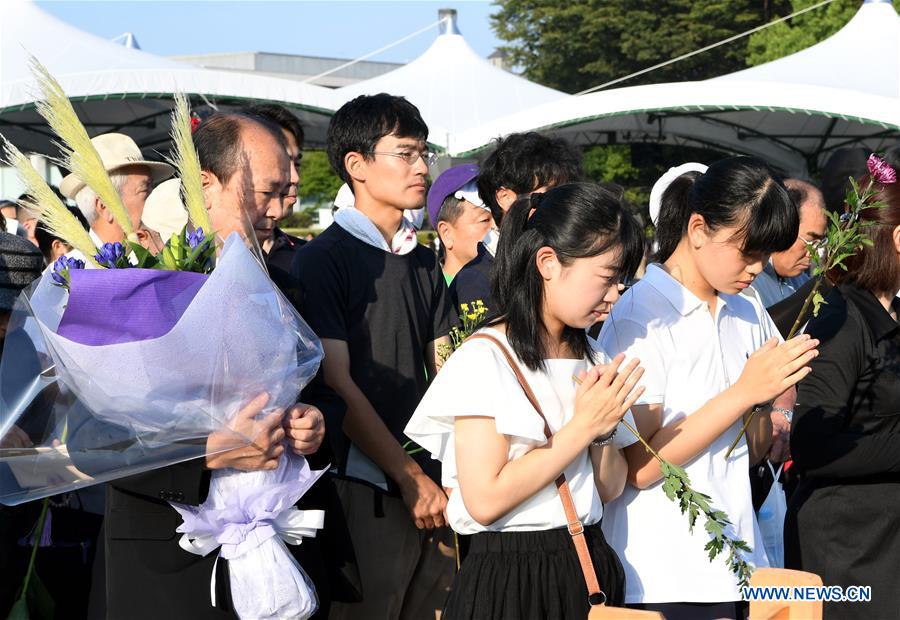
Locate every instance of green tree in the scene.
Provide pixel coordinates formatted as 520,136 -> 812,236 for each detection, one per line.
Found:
298,150 -> 343,206
746,0 -> 860,66
490,0 -> 791,94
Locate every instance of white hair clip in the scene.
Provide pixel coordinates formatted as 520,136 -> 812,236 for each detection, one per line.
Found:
648,163 -> 708,227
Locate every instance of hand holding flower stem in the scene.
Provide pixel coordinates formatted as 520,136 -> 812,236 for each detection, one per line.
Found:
724,154 -> 897,458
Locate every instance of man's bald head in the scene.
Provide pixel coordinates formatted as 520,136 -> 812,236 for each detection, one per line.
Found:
771,178 -> 828,278
194,113 -> 287,184
195,113 -> 291,244
784,179 -> 825,215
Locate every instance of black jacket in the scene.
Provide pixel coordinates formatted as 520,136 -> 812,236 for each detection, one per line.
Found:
785,283 -> 900,620
449,242 -> 494,313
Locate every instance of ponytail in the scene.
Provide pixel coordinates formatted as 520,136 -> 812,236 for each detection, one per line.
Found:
654,171 -> 701,262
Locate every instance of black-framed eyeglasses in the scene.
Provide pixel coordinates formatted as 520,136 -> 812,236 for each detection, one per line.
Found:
369,150 -> 437,167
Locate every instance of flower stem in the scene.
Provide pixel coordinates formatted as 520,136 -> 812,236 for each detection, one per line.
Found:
573,374 -> 752,586
723,276 -> 824,459
20,499 -> 50,599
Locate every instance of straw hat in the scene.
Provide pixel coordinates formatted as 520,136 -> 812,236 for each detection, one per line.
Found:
59,133 -> 174,199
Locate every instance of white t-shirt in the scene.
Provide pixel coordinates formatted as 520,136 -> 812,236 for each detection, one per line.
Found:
404,327 -> 638,535
596,264 -> 774,604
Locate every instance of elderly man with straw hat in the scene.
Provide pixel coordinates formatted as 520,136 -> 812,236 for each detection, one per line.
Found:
59,133 -> 173,249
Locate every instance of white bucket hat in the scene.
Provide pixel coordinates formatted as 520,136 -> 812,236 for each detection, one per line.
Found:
59,133 -> 174,199
142,178 -> 188,241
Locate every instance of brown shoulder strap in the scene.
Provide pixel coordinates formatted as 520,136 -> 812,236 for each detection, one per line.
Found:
468,333 -> 606,606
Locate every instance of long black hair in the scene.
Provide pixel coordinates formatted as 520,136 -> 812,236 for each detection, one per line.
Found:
654,156 -> 798,263
490,182 -> 643,371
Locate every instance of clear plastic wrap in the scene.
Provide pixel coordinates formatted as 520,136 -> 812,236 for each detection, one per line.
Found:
0,233 -> 324,506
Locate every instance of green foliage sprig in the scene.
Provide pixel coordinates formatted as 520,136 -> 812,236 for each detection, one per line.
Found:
573,376 -> 754,588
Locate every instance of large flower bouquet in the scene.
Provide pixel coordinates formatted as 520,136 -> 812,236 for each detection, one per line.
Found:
0,59 -> 325,619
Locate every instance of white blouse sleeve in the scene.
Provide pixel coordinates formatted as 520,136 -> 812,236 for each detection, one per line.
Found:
404,338 -> 549,483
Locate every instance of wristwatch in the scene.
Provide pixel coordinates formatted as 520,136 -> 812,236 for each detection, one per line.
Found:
591,428 -> 618,447
773,407 -> 794,424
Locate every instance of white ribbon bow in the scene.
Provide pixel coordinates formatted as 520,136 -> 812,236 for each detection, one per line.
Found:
178,507 -> 325,607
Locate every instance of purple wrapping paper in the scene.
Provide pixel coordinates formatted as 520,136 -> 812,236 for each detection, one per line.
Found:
58,268 -> 208,346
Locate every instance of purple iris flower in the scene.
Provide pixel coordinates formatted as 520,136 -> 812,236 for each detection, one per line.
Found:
94,242 -> 126,269
51,256 -> 86,286
187,227 -> 206,250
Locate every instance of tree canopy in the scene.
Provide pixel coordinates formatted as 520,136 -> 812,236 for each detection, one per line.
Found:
746,0 -> 858,66
489,0 -> 869,94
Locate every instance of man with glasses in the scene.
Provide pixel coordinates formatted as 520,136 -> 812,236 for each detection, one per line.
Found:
292,94 -> 456,620
749,179 -> 828,308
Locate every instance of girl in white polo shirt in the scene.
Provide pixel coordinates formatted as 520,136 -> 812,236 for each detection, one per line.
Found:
406,183 -> 646,619
598,157 -> 820,620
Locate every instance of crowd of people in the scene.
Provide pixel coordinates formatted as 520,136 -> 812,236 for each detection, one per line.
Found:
0,92 -> 898,620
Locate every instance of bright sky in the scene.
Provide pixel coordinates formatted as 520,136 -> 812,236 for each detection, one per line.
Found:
36,1 -> 503,64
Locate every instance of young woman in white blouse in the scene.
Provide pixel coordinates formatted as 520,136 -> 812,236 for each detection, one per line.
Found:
598,156 -> 820,620
405,183 -> 646,618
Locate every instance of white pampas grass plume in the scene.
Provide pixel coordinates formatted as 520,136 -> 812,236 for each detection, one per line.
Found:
29,56 -> 137,242
1,138 -> 101,267
166,93 -> 213,235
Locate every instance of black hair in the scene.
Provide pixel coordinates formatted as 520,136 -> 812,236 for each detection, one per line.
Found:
326,93 -> 428,186
489,182 -> 643,372
194,113 -> 286,184
476,132 -> 583,225
786,186 -> 805,212
240,103 -> 305,149
437,195 -> 465,225
35,206 -> 89,263
882,145 -> 900,171
654,156 -> 798,263
821,148 -> 868,214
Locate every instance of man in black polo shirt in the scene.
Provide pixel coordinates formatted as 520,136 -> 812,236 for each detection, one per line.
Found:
292,94 -> 455,619
451,132 -> 583,314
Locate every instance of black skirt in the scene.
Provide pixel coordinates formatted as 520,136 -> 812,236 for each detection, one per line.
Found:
443,523 -> 625,620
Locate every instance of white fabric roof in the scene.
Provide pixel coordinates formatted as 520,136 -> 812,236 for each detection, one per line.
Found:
0,0 -> 337,154
451,0 -> 900,173
332,12 -> 568,151
718,0 -> 899,99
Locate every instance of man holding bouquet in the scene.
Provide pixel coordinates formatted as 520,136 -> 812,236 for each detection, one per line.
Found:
87,114 -> 326,619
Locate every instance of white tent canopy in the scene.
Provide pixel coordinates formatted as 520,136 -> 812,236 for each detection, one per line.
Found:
332,9 -> 569,151
718,0 -> 899,99
451,0 -> 900,174
0,0 -> 337,155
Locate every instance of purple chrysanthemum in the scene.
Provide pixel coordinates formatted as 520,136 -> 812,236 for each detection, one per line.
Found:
867,154 -> 897,185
